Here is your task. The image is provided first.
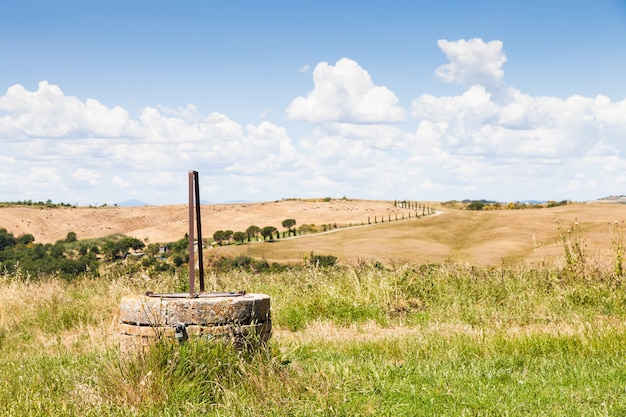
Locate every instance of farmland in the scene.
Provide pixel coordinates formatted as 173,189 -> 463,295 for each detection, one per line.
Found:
1,199 -> 626,415
1,198 -> 624,266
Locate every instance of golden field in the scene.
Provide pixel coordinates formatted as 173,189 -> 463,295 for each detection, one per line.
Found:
0,199 -> 624,266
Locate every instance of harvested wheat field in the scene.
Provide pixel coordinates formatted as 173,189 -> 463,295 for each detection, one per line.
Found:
0,199 -> 624,266
0,199 -> 416,244
215,201 -> 626,266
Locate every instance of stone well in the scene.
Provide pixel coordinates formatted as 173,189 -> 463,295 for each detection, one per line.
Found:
119,292 -> 271,352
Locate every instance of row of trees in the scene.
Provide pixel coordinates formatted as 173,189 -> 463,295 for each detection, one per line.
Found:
394,200 -> 431,210
212,219 -> 297,246
211,203 -> 440,248
0,199 -> 74,208
443,199 -> 571,211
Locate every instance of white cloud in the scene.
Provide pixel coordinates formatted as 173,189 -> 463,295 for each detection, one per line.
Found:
1,38 -> 626,205
72,168 -> 101,186
138,106 -> 244,144
286,58 -> 407,124
112,176 -> 130,188
0,82 -> 302,203
435,38 -> 507,90
0,81 -> 133,139
411,84 -> 626,159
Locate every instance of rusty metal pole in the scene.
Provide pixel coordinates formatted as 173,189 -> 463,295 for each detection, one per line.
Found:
194,171 -> 205,292
188,171 -> 195,296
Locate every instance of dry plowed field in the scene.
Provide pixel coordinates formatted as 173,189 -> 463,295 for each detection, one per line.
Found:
1,200 -> 624,266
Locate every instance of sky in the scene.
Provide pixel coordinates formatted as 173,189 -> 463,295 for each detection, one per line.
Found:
1,0 -> 626,206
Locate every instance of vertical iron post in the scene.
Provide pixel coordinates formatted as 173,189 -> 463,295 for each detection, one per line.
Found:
194,171 -> 205,292
188,171 -> 195,296
188,170 -> 205,296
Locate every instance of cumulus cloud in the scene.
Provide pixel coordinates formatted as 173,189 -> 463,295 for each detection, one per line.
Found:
412,85 -> 626,159
286,58 -> 407,124
0,81 -> 133,139
435,38 -> 507,90
0,82 -> 300,204
411,39 -> 626,163
1,38 -> 626,204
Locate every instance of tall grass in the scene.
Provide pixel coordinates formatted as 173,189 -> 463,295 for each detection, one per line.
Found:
2,248 -> 626,415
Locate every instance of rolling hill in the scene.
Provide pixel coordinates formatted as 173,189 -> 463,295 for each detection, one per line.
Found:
0,199 -> 624,266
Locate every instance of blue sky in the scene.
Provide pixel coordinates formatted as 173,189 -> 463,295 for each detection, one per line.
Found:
1,0 -> 625,205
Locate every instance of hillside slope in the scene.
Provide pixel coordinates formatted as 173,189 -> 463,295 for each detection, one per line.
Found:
0,199 -> 416,244
214,203 -> 626,266
0,200 -> 623,266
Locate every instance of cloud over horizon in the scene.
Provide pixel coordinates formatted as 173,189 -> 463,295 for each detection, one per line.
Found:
286,57 -> 408,124
1,38 -> 625,205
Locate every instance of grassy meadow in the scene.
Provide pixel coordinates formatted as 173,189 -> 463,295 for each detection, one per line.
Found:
1,202 -> 626,415
3,256 -> 626,414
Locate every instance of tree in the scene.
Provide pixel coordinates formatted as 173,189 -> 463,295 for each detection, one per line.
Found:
0,228 -> 16,251
121,236 -> 145,252
65,231 -> 77,243
213,230 -> 223,245
145,243 -> 160,256
261,226 -> 277,241
16,233 -> 35,246
282,219 -> 296,236
246,225 -> 261,242
100,236 -> 144,261
467,200 -> 485,211
50,242 -> 65,258
170,236 -> 188,252
172,254 -> 184,267
102,241 -> 124,261
213,230 -> 234,246
233,231 -> 247,244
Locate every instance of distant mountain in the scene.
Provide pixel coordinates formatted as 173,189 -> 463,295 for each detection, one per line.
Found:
117,199 -> 151,207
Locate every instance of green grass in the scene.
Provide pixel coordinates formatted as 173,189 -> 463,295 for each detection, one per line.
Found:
2,259 -> 626,416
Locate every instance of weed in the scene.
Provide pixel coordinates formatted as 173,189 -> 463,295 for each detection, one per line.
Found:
610,220 -> 625,278
557,218 -> 587,275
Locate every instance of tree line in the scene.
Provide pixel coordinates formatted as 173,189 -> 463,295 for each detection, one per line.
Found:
0,228 -> 98,279
211,202 -> 438,247
0,199 -> 74,208
212,220 -> 297,246
441,199 -> 571,210
0,228 -> 193,280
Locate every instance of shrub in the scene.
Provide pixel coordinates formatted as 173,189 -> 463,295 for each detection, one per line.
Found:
307,252 -> 338,268
467,200 -> 485,210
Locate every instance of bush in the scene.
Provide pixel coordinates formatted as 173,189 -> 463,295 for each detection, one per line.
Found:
208,254 -> 272,273
467,200 -> 485,210
307,252 -> 338,268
